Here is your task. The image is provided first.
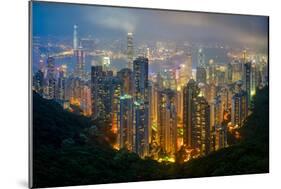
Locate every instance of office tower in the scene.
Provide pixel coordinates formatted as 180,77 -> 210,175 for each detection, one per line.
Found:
145,47 -> 151,60
243,62 -> 251,105
198,48 -> 205,68
81,84 -> 92,116
215,66 -> 226,86
46,56 -> 56,99
133,57 -> 149,101
250,62 -> 258,97
231,81 -> 248,128
157,89 -> 178,156
91,64 -> 121,121
175,89 -> 184,149
56,65 -> 67,100
196,67 -> 207,84
161,69 -> 177,90
183,79 -> 200,147
102,56 -> 111,72
73,24 -> 78,50
102,76 -> 122,121
176,88 -> 183,123
207,59 -> 216,84
108,77 -> 122,131
208,82 -> 217,104
119,94 -> 134,151
68,77 -> 83,107
196,49 -> 207,84
74,45 -> 85,80
148,82 -> 158,144
64,76 -> 73,101
91,65 -> 105,119
133,57 -> 149,158
156,73 -> 164,89
148,82 -> 153,144
198,82 -> 209,100
178,54 -> 192,88
219,86 -> 232,113
231,60 -> 243,82
117,68 -> 133,95
33,69 -> 44,95
226,63 -> 233,84
192,96 -> 211,156
210,96 -> 226,151
127,32 -> 134,69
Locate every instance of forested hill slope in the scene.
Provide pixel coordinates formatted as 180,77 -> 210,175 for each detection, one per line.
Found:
31,87 -> 269,188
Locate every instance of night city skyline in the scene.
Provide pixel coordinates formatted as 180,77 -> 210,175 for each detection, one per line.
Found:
31,1 -> 269,188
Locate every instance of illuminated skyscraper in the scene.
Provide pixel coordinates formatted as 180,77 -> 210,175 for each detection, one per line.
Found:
198,48 -> 205,68
81,84 -> 92,116
207,59 -> 216,84
148,82 -> 158,144
192,96 -> 211,156
178,54 -> 192,88
219,86 -> 232,112
210,96 -> 227,151
73,24 -> 78,50
33,70 -> 44,95
250,62 -> 258,97
231,81 -> 248,128
231,60 -> 243,82
102,76 -> 122,121
127,32 -> 134,69
208,82 -> 217,104
91,65 -> 105,119
183,79 -> 200,147
102,56 -> 111,72
111,78 -> 121,135
91,65 -> 121,121
243,62 -> 251,106
117,68 -> 133,95
74,45 -> 85,80
119,94 -> 134,151
198,82 -> 209,100
196,67 -> 207,84
56,65 -> 67,100
133,57 -> 149,157
158,89 -> 177,156
46,56 -> 56,99
226,63 -> 233,84
215,66 -> 226,86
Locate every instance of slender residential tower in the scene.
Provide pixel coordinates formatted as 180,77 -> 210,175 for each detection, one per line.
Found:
133,56 -> 149,158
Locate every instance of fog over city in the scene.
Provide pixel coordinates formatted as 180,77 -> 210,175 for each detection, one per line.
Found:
33,2 -> 268,51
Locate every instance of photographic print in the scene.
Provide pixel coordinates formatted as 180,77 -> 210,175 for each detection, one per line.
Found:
29,1 -> 269,188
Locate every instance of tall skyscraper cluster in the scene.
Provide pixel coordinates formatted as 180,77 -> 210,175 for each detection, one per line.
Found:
32,26 -> 268,162
33,25 -> 92,116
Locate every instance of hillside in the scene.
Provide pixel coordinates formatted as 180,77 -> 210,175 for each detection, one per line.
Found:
31,86 -> 269,188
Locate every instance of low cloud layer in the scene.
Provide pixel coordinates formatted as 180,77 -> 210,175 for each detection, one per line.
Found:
33,2 -> 268,50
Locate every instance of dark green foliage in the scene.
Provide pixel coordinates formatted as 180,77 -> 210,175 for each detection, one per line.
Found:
32,87 -> 269,188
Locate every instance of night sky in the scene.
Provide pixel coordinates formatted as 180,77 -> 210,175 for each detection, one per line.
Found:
32,1 -> 268,50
